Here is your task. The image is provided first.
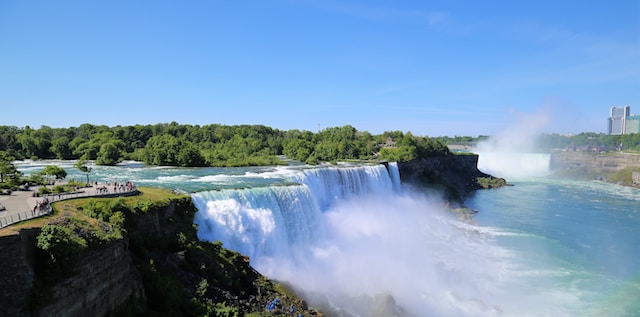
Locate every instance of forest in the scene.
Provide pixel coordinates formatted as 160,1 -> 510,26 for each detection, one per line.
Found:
0,123 -> 451,169
435,132 -> 640,152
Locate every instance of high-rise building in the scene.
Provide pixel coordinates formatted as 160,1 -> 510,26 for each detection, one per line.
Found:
608,106 -> 630,135
625,115 -> 640,134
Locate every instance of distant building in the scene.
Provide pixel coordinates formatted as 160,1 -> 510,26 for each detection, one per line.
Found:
608,106 -> 631,135
625,115 -> 640,134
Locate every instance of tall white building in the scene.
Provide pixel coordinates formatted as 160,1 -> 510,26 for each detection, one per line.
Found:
608,106 -> 630,135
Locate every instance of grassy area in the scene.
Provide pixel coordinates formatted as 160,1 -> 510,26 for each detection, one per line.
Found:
0,187 -> 182,237
476,177 -> 508,189
609,166 -> 640,186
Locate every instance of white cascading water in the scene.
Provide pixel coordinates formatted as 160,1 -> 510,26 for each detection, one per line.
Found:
192,162 -> 579,316
192,164 -> 400,261
475,152 -> 552,178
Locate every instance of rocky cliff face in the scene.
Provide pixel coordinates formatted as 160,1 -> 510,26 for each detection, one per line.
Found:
0,194 -> 313,317
397,154 -> 503,203
0,229 -> 38,317
549,151 -> 640,186
0,199 -> 188,317
0,228 -> 142,317
550,152 -> 640,172
34,239 -> 143,317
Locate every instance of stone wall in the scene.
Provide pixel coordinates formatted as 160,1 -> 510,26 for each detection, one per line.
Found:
0,229 -> 39,317
0,228 -> 143,317
550,152 -> 640,172
34,238 -> 143,317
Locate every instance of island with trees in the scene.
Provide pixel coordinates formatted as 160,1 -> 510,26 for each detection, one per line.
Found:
0,123 -> 450,168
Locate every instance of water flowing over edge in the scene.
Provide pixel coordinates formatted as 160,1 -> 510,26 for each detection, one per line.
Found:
190,162 -> 626,316
192,163 -> 401,260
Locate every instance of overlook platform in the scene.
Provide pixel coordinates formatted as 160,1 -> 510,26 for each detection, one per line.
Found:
0,183 -> 137,229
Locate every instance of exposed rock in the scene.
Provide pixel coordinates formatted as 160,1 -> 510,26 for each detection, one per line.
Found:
397,154 -> 504,203
0,195 -> 310,317
0,229 -> 142,317
550,151 -> 640,172
550,151 -> 640,186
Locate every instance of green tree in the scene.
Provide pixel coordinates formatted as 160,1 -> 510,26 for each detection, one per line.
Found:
17,127 -> 38,158
379,146 -> 417,162
50,136 -> 72,159
40,165 -> 67,180
176,144 -> 205,167
143,134 -> 181,165
96,142 -> 121,166
74,159 -> 93,184
0,151 -> 21,185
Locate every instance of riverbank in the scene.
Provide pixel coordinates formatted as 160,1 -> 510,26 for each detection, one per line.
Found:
550,151 -> 640,187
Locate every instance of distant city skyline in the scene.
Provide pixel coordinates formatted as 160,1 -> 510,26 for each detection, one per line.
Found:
1,1 -> 638,136
608,105 -> 640,135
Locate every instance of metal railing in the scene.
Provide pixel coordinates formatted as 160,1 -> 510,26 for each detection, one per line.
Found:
0,187 -> 138,229
0,206 -> 52,228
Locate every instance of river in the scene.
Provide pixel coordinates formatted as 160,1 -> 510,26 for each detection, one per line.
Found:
15,159 -> 640,316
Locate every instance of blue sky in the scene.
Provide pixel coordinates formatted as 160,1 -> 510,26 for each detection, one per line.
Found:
1,1 -> 639,136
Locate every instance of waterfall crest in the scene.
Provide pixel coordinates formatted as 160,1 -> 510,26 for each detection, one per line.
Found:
192,163 -> 400,260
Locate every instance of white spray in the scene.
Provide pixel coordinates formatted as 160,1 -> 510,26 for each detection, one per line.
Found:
192,163 -> 581,316
474,108 -> 552,178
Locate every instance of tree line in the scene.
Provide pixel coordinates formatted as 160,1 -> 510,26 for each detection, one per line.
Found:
0,122 -> 451,169
434,132 -> 640,152
535,132 -> 640,152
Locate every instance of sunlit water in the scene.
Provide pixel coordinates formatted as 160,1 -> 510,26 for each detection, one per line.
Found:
16,159 -> 640,316
467,177 -> 640,317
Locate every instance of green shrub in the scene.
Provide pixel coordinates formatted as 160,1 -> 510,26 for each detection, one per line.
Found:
38,187 -> 51,196
81,199 -> 106,220
109,211 -> 126,228
52,185 -> 66,193
36,224 -> 88,264
108,197 -> 131,214
132,199 -> 155,213
476,177 -> 507,189
207,302 -> 239,317
195,278 -> 208,297
609,166 -> 640,185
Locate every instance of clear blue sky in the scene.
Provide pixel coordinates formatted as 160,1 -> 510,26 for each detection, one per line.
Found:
1,1 -> 639,136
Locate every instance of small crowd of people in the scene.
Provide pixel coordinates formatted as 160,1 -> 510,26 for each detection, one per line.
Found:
32,196 -> 50,216
95,181 -> 136,195
265,298 -> 303,316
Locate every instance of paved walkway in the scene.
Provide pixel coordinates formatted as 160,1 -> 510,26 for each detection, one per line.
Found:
0,184 -> 137,228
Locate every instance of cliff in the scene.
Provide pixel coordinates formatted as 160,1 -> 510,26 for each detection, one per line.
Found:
550,151 -> 640,172
0,190 -> 313,317
397,154 -> 506,203
0,228 -> 141,317
550,151 -> 640,186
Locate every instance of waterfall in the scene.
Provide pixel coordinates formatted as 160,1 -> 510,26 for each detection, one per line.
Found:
475,152 -> 551,178
191,162 -> 584,316
192,163 -> 400,260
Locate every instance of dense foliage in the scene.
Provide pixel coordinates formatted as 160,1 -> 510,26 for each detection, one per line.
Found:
0,123 -> 451,167
536,132 -> 640,152
435,132 -> 640,152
